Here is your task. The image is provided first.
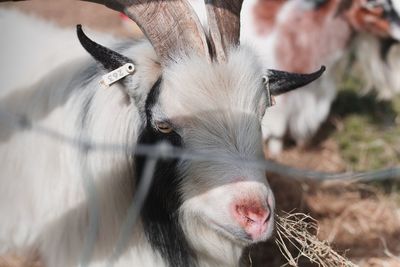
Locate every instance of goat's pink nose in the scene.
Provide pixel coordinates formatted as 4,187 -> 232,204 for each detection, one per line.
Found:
233,203 -> 270,240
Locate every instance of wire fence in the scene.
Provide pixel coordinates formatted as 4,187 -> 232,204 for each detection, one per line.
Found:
2,108 -> 399,182
0,107 -> 399,266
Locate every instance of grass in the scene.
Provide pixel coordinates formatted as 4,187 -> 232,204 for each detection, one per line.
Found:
330,74 -> 400,172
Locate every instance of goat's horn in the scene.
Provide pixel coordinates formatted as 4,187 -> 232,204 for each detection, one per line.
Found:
205,0 -> 243,62
266,66 -> 326,96
77,25 -> 133,70
83,0 -> 211,65
122,0 -> 210,65
78,0 -> 209,64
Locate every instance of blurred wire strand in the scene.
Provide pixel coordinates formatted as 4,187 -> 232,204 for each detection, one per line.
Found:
1,109 -> 399,182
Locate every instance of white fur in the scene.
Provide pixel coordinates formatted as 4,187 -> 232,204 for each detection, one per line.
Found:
392,0 -> 400,17
0,8 -> 118,94
0,9 -> 274,267
356,34 -> 400,99
0,43 -> 159,267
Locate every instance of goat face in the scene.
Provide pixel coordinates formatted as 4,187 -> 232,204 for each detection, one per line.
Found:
127,48 -> 277,267
77,22 -> 324,264
135,48 -> 324,248
155,49 -> 274,245
341,0 -> 400,39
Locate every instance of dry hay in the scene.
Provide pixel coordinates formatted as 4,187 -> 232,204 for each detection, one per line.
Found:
358,257 -> 400,267
263,175 -> 400,267
306,181 -> 400,260
275,212 -> 357,267
272,182 -> 400,266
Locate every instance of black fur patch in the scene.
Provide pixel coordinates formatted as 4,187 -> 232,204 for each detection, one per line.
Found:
135,79 -> 197,267
335,0 -> 353,17
308,0 -> 328,9
380,38 -> 397,63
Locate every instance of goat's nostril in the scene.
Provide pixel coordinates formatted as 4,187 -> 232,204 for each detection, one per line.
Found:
232,202 -> 271,240
249,211 -> 267,224
235,204 -> 270,225
245,216 -> 255,223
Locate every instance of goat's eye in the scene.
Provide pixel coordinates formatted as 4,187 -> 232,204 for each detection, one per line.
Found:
155,121 -> 174,134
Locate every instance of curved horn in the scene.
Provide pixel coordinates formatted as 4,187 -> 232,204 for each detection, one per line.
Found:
205,0 -> 243,62
81,0 -> 210,65
266,66 -> 326,96
122,0 -> 210,65
77,24 -> 132,70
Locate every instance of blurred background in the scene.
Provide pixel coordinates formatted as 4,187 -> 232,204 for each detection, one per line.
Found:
0,0 -> 399,266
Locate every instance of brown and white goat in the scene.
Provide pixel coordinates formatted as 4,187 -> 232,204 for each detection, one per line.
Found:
237,0 -> 400,153
0,1 -> 324,266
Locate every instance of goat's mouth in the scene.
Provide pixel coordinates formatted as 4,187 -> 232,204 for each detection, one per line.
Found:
208,217 -> 275,246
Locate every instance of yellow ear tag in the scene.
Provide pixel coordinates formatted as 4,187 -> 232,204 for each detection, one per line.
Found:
100,63 -> 135,87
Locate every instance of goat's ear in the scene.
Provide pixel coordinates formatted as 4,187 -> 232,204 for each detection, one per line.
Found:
264,66 -> 326,96
76,25 -> 133,70
76,25 -> 160,110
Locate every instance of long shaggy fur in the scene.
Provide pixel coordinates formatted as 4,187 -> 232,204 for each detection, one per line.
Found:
0,9 -> 118,93
0,9 -> 274,267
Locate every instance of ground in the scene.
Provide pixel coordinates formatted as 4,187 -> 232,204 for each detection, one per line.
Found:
0,0 -> 399,266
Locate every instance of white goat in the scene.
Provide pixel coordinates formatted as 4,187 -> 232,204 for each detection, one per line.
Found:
0,1 -> 324,267
237,0 -> 400,154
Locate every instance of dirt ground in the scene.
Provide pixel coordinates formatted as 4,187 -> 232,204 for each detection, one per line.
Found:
0,0 -> 140,37
1,1 -> 400,266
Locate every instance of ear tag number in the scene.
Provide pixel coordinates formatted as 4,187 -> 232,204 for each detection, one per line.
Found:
100,63 -> 135,87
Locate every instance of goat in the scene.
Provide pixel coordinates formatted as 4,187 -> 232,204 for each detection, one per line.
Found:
237,0 -> 400,154
355,34 -> 400,98
0,1 -> 325,266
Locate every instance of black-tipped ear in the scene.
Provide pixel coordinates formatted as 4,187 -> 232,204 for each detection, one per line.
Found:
266,66 -> 326,96
76,24 -> 133,70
